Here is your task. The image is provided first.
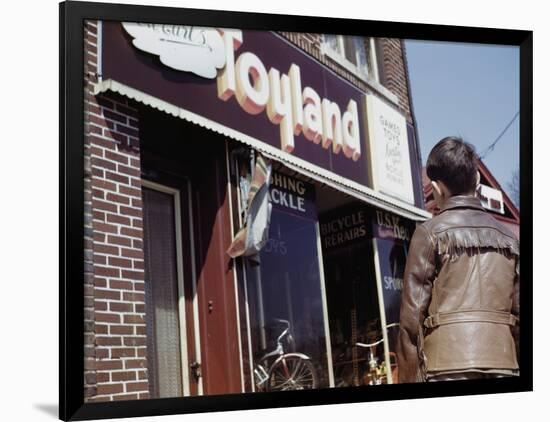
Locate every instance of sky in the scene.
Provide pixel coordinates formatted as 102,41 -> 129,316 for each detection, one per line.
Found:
404,39 -> 520,204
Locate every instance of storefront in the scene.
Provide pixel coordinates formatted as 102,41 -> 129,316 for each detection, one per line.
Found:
83,19 -> 431,402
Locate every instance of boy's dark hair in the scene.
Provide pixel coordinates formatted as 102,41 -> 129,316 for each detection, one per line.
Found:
426,136 -> 478,195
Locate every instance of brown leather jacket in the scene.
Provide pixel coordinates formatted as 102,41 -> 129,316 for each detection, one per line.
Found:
396,195 -> 519,383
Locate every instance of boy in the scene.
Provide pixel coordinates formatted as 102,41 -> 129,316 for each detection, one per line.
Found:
397,137 -> 520,382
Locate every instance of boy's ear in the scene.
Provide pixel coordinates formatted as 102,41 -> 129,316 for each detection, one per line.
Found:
431,180 -> 442,197
476,170 -> 481,187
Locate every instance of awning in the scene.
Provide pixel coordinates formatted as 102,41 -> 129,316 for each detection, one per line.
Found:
93,79 -> 432,222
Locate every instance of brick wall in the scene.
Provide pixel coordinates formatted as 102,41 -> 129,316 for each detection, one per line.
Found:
279,32 -> 413,122
84,20 -> 150,402
378,38 -> 413,122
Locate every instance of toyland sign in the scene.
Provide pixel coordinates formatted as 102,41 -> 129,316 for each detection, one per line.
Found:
102,23 -> 415,202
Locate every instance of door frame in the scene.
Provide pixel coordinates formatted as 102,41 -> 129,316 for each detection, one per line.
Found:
141,179 -> 204,396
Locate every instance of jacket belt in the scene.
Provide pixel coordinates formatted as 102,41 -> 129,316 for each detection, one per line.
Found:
424,309 -> 518,329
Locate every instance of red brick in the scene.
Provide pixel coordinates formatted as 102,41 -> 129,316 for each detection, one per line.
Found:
112,371 -> 137,382
94,300 -> 108,311
118,164 -> 140,178
93,254 -> 107,265
104,109 -> 128,124
97,360 -> 124,371
95,266 -> 120,278
108,131 -> 129,145
95,312 -> 121,323
121,248 -> 143,259
106,213 -> 131,226
126,381 -> 148,392
88,114 -> 107,127
120,206 -> 141,218
108,256 -> 133,268
95,244 -> 120,255
124,359 -> 148,369
109,279 -> 133,290
106,192 -> 131,205
92,179 -> 117,192
120,227 -> 141,238
89,146 -> 104,158
105,171 -> 129,185
107,235 -> 132,247
92,188 -> 105,199
92,210 -> 106,222
132,218 -> 143,229
90,135 -> 116,149
95,324 -> 109,335
96,372 -> 110,383
93,199 -> 118,213
119,185 -> 141,198
116,124 -> 139,138
95,222 -> 119,234
96,336 -> 122,346
133,260 -> 144,270
123,337 -> 146,347
97,383 -> 124,395
95,289 -> 121,302
135,303 -> 145,313
110,301 -> 133,312
133,282 -> 145,291
136,326 -> 147,335
96,348 -> 110,359
110,325 -> 134,335
105,149 -> 129,165
92,157 -> 117,172
124,314 -> 145,324
121,271 -> 144,282
94,277 -> 108,288
111,348 -> 136,358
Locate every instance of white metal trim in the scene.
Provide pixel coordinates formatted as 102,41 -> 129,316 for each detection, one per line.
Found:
141,180 -> 191,396
93,79 -> 431,222
369,37 -> 380,84
187,180 -> 204,395
97,20 -> 103,81
232,155 -> 257,392
225,141 -> 246,393
371,238 -> 393,384
315,222 -> 335,388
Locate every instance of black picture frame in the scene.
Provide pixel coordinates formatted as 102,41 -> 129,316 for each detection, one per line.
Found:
60,1 -> 533,420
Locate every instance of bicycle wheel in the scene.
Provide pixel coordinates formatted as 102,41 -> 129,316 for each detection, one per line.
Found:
267,355 -> 318,391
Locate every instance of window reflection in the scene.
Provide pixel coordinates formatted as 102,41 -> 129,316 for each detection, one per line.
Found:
246,208 -> 330,389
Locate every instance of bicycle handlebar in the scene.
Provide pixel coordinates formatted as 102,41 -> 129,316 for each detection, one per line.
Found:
272,318 -> 290,328
356,338 -> 384,348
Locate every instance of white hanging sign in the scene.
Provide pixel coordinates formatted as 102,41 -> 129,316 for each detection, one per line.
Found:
365,93 -> 414,204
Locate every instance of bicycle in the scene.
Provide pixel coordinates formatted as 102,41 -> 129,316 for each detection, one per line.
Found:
253,318 -> 319,392
355,322 -> 399,385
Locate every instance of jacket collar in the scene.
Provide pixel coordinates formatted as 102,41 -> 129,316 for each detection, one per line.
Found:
440,195 -> 486,213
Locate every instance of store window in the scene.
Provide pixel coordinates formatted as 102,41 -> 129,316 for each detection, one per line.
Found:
319,204 -> 383,387
244,172 -> 332,390
370,209 -> 415,383
321,34 -> 379,82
